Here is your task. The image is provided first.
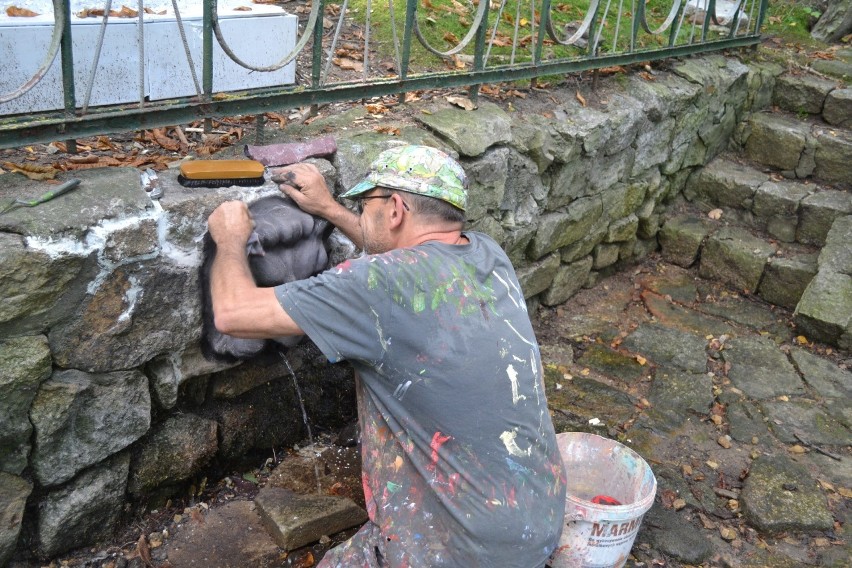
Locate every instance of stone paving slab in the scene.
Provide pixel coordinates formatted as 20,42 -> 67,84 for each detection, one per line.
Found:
621,323 -> 709,373
722,336 -> 804,399
162,501 -> 285,568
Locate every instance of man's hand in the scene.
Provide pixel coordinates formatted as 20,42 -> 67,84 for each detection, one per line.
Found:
270,163 -> 338,218
208,200 -> 254,247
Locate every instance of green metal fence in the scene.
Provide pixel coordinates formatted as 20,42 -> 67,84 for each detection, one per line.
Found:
0,0 -> 768,149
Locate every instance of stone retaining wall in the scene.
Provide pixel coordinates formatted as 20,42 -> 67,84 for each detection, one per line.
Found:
0,54 -> 784,563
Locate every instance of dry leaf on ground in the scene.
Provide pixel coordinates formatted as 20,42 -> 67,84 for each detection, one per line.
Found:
446,95 -> 476,111
6,6 -> 39,16
2,162 -> 57,180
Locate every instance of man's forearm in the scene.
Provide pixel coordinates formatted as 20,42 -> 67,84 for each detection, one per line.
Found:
321,201 -> 364,249
209,240 -> 303,338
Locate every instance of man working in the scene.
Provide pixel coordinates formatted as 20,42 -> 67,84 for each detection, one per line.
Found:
207,145 -> 566,567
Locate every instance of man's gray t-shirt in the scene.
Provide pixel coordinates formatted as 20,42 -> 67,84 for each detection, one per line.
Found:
275,232 -> 565,567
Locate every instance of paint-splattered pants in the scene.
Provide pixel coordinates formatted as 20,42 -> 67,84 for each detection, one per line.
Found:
316,521 -> 551,568
316,522 -> 386,568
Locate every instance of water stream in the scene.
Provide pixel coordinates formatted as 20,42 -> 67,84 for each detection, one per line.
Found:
281,354 -> 323,494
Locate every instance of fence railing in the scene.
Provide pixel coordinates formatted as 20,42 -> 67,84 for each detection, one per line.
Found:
0,0 -> 768,149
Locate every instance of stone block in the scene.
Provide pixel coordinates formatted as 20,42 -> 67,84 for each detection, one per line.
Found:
685,157 -> 767,210
812,59 -> 852,82
509,114 -> 563,172
819,215 -> 852,275
0,233 -> 93,333
541,257 -> 593,306
823,88 -> 852,128
745,113 -> 809,172
37,454 -> 130,558
162,501 -> 284,568
797,190 -> 852,246
795,270 -> 852,346
773,73 -> 837,115
528,196 -> 603,259
255,487 -> 367,551
601,181 -> 646,220
548,157 -> 588,210
49,261 -> 202,373
605,214 -> 639,243
463,147 -> 509,222
659,216 -> 714,268
741,454 -> 834,533
0,335 -> 51,474
0,167 -> 151,240
30,369 -> 150,486
593,243 -> 620,269
415,101 -> 512,157
810,0 -> 852,43
0,473 -> 32,567
502,150 -> 547,222
753,180 -> 812,242
758,253 -> 818,310
559,219 -> 608,263
128,414 -> 218,495
147,344 -> 237,409
813,128 -> 852,187
515,253 -> 561,298
699,227 -> 776,293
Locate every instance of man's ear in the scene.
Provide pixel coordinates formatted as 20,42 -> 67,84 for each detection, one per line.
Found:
387,193 -> 406,229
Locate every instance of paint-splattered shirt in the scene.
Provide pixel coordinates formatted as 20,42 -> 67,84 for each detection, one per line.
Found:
275,232 -> 566,567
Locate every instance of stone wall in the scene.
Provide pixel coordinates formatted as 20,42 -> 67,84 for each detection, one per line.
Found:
0,54 -> 782,564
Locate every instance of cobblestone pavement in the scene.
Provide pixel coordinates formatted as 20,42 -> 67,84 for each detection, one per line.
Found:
534,254 -> 850,568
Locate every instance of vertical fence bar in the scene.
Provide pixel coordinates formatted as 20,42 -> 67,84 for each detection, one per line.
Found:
399,0 -> 418,104
311,0 -> 326,114
755,0 -> 768,33
701,0 -> 717,42
630,0 -> 640,52
203,0 -> 213,133
668,1 -> 684,46
535,0 -> 550,66
59,0 -> 77,153
469,0 -> 489,102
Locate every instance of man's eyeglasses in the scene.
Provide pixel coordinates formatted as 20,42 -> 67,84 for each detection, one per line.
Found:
355,194 -> 409,214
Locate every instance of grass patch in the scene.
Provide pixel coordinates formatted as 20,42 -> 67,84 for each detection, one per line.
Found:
338,0 -> 769,71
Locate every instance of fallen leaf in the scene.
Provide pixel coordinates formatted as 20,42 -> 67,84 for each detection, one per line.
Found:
795,335 -> 809,345
789,444 -> 807,454
575,91 -> 587,107
635,355 -> 647,365
708,208 -> 723,220
446,95 -> 476,111
332,57 -> 363,72
443,32 -> 459,44
136,534 -> 153,567
233,5 -> 253,11
374,125 -> 400,136
837,486 -> 852,498
6,6 -> 39,17
673,498 -> 686,510
365,103 -> 388,114
2,162 -> 57,180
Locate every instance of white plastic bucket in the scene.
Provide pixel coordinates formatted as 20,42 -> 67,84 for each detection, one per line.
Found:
549,432 -> 657,568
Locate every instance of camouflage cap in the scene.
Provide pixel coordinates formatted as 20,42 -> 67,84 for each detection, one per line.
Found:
340,145 -> 468,211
